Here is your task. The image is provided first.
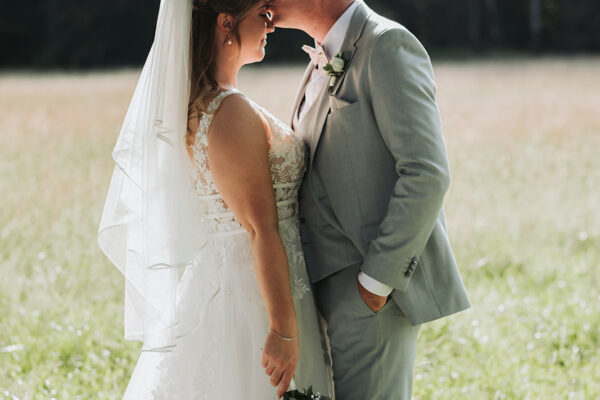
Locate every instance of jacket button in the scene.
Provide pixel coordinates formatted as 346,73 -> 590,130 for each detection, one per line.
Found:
404,270 -> 412,277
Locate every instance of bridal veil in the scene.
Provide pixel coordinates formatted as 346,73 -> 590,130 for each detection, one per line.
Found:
98,0 -> 207,352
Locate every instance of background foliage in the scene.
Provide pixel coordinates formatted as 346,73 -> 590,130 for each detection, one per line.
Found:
1,0 -> 600,69
1,0 -> 599,398
1,58 -> 599,398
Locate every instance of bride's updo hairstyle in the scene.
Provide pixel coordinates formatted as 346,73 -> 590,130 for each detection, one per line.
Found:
189,0 -> 261,114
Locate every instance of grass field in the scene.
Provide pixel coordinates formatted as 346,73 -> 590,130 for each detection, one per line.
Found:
1,58 -> 599,399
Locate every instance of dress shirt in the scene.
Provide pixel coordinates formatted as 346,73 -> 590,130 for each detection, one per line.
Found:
297,0 -> 393,297
297,0 -> 361,121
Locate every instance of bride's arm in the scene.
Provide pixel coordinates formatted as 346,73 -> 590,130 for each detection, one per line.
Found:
207,94 -> 298,397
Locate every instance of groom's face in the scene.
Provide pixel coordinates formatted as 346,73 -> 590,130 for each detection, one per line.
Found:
266,0 -> 311,28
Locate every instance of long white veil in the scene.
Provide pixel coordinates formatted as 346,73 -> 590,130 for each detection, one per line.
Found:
98,0 -> 207,352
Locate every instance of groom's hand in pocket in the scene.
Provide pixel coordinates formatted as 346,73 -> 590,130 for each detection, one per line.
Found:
357,276 -> 389,312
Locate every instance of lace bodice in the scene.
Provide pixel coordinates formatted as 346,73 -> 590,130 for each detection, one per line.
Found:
189,89 -> 306,236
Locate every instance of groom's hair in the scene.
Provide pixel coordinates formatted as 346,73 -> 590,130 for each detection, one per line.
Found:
188,0 -> 260,115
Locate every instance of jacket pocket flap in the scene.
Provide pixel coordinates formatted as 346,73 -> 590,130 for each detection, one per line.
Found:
329,96 -> 357,113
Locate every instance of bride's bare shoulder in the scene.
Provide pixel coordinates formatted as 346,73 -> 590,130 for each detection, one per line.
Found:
209,92 -> 269,142
207,92 -> 273,191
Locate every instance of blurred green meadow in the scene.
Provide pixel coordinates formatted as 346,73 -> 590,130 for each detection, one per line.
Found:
1,58 -> 599,399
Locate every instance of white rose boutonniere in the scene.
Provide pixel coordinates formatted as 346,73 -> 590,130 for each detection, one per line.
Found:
323,52 -> 347,93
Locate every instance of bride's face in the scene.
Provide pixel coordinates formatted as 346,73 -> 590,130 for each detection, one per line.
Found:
237,2 -> 274,64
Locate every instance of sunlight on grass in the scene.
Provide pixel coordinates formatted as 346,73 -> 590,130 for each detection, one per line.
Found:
1,58 -> 599,399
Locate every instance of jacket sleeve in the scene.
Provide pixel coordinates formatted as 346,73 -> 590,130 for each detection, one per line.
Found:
360,27 -> 450,292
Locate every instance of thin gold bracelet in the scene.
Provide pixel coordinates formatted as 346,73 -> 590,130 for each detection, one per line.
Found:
270,329 -> 298,342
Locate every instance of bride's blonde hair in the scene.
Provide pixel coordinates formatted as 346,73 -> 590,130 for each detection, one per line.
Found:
188,0 -> 261,117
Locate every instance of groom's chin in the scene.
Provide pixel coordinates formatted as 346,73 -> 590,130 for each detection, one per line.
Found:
271,17 -> 295,30
267,6 -> 291,28
271,14 -> 304,31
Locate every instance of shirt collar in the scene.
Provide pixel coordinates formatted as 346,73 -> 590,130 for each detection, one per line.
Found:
318,0 -> 361,59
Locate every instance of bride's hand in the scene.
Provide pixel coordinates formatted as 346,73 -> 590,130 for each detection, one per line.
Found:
261,329 -> 299,398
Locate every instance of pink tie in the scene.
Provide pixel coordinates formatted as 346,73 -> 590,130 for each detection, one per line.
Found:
301,44 -> 329,70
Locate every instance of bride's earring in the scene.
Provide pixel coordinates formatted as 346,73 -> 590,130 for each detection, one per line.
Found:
223,18 -> 233,46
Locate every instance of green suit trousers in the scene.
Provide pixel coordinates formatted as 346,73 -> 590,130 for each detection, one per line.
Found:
315,264 -> 421,400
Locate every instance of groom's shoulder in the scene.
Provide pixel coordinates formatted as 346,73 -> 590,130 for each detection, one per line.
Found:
362,10 -> 424,51
368,11 -> 406,36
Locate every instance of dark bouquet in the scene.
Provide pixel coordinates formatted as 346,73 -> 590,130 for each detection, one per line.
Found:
283,385 -> 331,400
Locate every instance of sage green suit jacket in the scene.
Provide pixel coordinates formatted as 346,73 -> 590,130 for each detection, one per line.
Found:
293,2 -> 470,325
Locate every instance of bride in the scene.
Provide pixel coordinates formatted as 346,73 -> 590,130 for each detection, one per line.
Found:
98,0 -> 333,398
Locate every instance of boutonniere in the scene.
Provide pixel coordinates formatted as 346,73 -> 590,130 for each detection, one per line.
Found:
323,51 -> 347,93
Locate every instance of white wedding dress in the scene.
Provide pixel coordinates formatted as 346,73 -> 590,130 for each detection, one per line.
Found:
122,89 -> 334,399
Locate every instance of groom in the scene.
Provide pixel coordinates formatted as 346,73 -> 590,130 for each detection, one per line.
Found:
270,0 -> 471,399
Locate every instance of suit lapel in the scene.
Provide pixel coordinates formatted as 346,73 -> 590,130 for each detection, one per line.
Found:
307,2 -> 372,166
307,83 -> 332,164
289,62 -> 316,127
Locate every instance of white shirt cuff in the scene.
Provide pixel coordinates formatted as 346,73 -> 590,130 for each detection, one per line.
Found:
358,271 -> 393,297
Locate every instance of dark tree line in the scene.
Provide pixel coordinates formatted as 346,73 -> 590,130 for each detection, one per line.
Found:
1,0 -> 598,69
